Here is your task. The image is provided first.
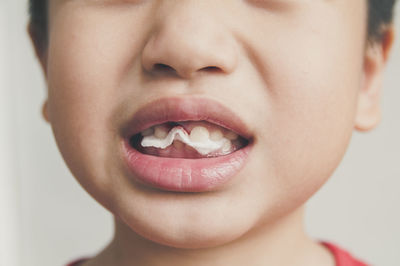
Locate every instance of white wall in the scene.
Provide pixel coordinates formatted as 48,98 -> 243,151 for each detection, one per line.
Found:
1,1 -> 21,266
1,1 -> 399,265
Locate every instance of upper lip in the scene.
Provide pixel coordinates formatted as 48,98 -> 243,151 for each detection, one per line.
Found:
121,97 -> 254,140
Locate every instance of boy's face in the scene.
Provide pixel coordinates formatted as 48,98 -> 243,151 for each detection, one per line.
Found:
39,0 -> 385,248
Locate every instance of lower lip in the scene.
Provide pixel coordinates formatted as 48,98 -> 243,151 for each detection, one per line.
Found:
122,139 -> 252,192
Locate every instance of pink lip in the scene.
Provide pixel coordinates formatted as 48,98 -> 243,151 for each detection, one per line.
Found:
121,97 -> 253,140
120,97 -> 254,192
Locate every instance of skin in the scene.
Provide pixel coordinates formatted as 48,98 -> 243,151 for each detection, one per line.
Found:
29,0 -> 395,265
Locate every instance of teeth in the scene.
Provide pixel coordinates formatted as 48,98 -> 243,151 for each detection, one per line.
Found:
222,140 -> 232,153
141,127 -> 154,137
140,123 -> 243,156
210,130 -> 223,141
189,126 -> 210,142
225,131 -> 238,140
154,126 -> 168,139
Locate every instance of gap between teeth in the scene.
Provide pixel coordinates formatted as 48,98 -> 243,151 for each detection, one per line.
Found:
141,126 -> 234,155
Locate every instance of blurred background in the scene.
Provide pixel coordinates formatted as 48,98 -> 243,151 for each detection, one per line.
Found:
1,1 -> 399,265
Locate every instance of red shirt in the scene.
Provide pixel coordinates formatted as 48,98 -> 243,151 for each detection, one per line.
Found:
66,242 -> 368,266
321,242 -> 368,266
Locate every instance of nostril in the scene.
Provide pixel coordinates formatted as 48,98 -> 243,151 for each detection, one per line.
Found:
200,66 -> 222,73
153,63 -> 175,72
150,64 -> 223,78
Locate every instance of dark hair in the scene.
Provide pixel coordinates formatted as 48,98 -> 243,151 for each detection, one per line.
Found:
368,0 -> 397,42
29,0 -> 396,44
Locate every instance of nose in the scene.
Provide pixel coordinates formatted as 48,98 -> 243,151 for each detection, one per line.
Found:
141,1 -> 238,79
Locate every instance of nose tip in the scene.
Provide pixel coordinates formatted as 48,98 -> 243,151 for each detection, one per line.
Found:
141,5 -> 238,79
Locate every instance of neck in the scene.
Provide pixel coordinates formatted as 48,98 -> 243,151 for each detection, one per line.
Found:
88,206 -> 329,266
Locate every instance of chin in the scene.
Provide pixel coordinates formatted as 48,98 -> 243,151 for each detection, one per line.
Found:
133,223 -> 246,250
116,200 -> 255,250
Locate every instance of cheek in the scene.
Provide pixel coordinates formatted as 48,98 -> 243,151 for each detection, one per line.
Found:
245,6 -> 366,213
45,6 -> 149,202
267,36 -> 362,188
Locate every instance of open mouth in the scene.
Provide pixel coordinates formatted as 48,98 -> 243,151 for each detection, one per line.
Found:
121,97 -> 254,192
129,120 -> 250,159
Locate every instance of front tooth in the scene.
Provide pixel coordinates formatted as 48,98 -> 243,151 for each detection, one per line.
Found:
210,130 -> 223,141
154,126 -> 168,139
225,131 -> 238,140
141,127 -> 154,137
189,126 -> 210,142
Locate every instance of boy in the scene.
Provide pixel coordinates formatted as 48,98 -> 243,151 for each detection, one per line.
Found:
28,0 -> 396,265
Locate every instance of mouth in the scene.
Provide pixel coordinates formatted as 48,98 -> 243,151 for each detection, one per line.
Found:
129,120 -> 250,159
121,97 -> 254,192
